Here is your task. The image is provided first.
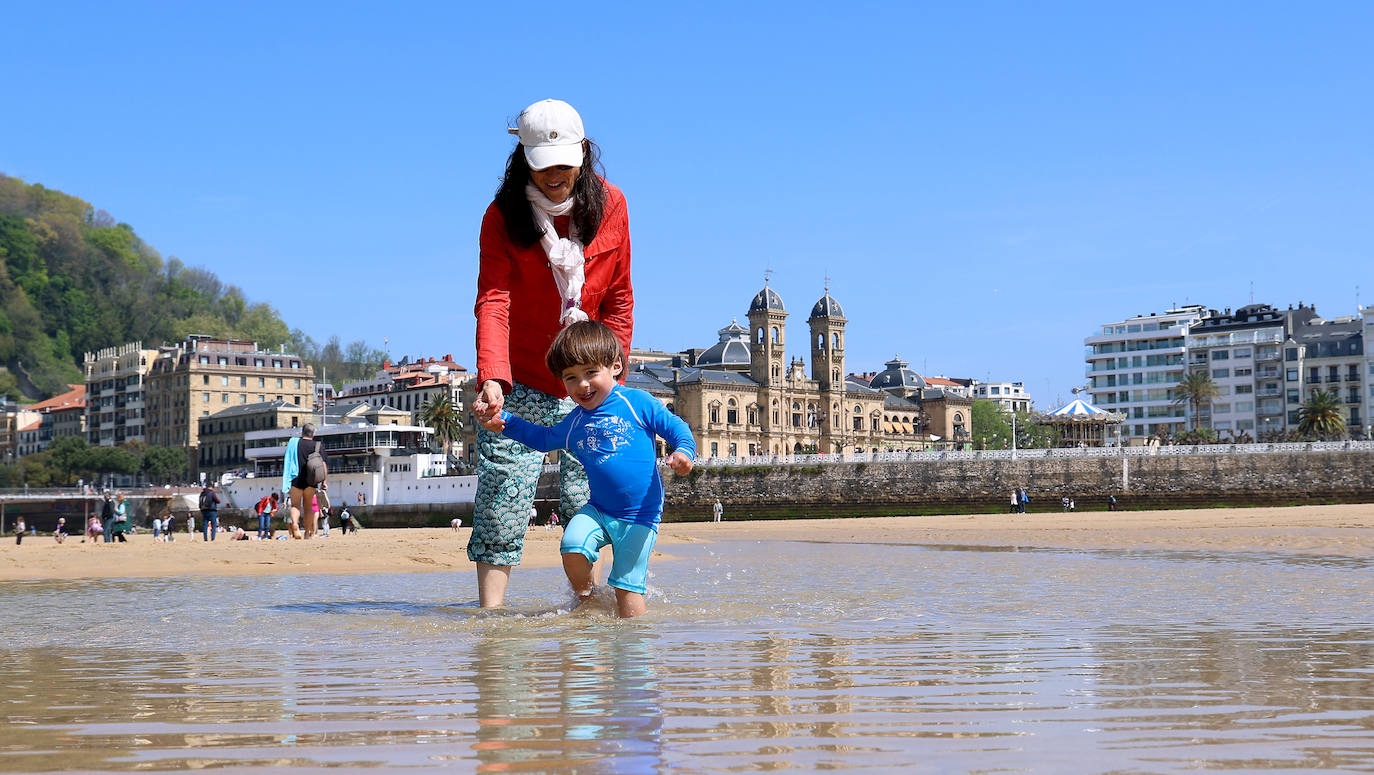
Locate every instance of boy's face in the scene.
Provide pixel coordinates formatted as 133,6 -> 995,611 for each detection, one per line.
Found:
561,359 -> 622,410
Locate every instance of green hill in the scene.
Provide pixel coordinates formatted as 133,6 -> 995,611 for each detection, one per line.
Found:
0,174 -> 384,401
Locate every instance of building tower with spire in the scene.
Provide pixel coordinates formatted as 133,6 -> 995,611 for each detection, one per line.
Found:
747,278 -> 788,386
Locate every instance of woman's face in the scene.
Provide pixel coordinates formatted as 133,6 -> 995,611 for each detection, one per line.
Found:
530,164 -> 580,203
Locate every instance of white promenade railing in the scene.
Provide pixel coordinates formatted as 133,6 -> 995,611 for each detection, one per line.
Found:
691,440 -> 1374,468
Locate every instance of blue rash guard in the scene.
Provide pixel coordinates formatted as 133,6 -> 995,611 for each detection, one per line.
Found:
498,385 -> 697,528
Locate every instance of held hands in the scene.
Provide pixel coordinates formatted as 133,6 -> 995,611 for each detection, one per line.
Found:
472,380 -> 505,423
664,451 -> 694,476
479,412 -> 507,432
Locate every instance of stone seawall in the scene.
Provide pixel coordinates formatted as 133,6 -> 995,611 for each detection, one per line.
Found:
664,450 -> 1374,521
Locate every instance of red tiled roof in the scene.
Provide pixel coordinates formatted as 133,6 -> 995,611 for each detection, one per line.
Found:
28,384 -> 87,412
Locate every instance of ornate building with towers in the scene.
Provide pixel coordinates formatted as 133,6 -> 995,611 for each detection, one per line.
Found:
627,280 -> 972,458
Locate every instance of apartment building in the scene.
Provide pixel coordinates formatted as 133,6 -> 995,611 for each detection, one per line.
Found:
1185,304 -> 1302,439
1085,305 -> 1203,441
196,400 -> 314,482
83,342 -> 159,446
970,381 -> 1032,413
1288,312 -> 1364,437
1366,307 -> 1374,439
335,355 -> 469,426
145,336 -> 315,468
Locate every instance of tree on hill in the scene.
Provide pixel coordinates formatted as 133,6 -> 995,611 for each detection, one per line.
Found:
0,175 -> 314,400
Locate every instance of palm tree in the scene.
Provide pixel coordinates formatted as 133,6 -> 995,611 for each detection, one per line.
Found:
1172,371 -> 1220,430
1297,390 -> 1346,440
419,391 -> 465,461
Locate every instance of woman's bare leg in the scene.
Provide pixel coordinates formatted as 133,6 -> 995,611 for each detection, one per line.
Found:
477,562 -> 511,608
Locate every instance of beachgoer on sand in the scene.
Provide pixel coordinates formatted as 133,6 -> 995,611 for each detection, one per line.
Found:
480,320 -> 695,619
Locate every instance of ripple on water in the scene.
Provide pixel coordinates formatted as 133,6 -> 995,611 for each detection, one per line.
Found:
2,539 -> 1373,772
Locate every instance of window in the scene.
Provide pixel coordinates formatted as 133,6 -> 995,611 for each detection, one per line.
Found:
1287,368 -> 1299,381
240,376 -> 247,387
748,407 -> 757,425
791,402 -> 802,427
1285,347 -> 1299,361
276,378 -> 284,388
709,405 -> 719,423
771,327 -> 779,344
726,398 -> 738,425
853,405 -> 863,431
1234,348 -> 1251,358
1212,368 -> 1229,379
258,377 -> 265,387
295,378 -> 302,389
240,395 -> 247,404
202,375 -> 210,385
728,443 -> 737,456
1234,384 -> 1252,394
221,393 -> 229,403
221,376 -> 229,386
1212,403 -> 1230,414
710,442 -> 718,457
1212,350 -> 1229,361
1288,389 -> 1300,404
1234,368 -> 1252,377
203,392 -> 210,402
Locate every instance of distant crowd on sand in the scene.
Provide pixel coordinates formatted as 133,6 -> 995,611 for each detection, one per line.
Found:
1009,488 -> 1119,513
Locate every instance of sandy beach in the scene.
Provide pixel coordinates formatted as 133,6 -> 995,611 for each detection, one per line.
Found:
1,503 -> 1370,581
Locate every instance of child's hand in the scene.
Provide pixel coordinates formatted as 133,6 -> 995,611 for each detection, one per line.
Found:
479,413 -> 507,433
665,451 -> 694,475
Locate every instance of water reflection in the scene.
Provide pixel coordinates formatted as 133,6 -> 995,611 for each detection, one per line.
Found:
1,541 -> 1373,772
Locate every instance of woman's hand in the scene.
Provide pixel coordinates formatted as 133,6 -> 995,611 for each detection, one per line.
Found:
664,451 -> 694,476
472,380 -> 505,422
479,413 -> 507,433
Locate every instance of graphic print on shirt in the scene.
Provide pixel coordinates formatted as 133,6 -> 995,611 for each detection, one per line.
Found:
573,414 -> 636,465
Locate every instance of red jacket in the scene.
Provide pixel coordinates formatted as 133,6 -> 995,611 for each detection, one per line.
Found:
475,179 -> 633,398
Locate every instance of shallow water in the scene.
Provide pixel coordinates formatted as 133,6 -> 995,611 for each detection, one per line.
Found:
2,539 -> 1373,773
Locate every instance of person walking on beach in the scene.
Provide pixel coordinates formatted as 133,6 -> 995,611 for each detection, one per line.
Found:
479,321 -> 695,618
282,423 -> 328,539
15,517 -> 25,545
1009,490 -> 1019,514
254,492 -> 279,539
110,493 -> 130,543
199,485 -> 220,541
54,517 -> 66,543
713,500 -> 723,523
469,98 -> 634,609
100,491 -> 115,543
1019,488 -> 1029,513
1108,493 -> 1118,511
86,515 -> 102,543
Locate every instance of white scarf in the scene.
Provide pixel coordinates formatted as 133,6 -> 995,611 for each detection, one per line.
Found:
526,183 -> 589,327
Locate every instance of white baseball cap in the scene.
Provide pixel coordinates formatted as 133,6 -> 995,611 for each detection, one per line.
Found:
510,99 -> 585,170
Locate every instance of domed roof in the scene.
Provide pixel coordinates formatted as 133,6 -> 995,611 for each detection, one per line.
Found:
696,319 -> 752,369
869,356 -> 926,391
809,289 -> 845,319
748,283 -> 786,314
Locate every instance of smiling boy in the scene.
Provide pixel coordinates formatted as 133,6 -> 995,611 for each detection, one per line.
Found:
479,320 -> 696,617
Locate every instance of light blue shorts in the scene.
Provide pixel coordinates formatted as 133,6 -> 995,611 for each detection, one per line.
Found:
560,504 -> 658,595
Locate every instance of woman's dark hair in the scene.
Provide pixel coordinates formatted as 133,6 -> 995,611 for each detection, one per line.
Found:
494,138 -> 606,247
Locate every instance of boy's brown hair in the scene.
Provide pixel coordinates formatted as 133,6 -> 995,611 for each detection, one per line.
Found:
546,320 -> 624,377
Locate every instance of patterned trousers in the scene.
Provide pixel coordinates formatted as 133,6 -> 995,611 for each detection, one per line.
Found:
467,381 -> 590,566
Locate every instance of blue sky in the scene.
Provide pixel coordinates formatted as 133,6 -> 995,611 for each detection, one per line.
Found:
4,1 -> 1371,407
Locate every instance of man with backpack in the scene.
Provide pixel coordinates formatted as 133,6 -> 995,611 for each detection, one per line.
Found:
99,491 -> 116,543
282,422 -> 328,540
199,485 -> 221,541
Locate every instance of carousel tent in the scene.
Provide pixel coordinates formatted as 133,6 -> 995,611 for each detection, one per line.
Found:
1038,398 -> 1124,447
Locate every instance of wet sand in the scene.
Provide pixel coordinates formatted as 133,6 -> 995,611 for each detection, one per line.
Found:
1,503 -> 1370,581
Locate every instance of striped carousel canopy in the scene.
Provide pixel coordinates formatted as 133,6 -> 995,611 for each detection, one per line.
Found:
1042,398 -> 1122,421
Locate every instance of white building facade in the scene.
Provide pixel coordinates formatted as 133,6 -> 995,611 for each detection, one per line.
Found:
970,381 -> 1031,413
1085,306 -> 1202,441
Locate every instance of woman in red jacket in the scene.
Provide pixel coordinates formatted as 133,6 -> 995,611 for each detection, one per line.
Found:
469,99 -> 633,608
